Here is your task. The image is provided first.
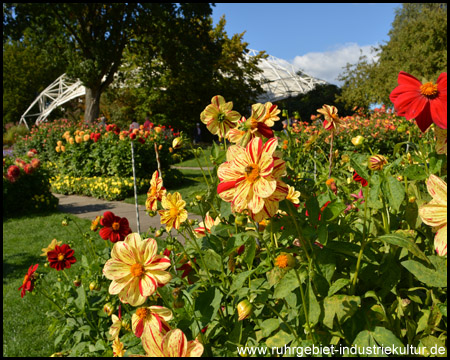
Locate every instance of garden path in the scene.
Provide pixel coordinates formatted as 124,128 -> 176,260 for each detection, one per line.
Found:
53,193 -> 203,238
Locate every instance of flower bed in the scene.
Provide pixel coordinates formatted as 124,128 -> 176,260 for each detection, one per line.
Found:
17,72 -> 447,357
3,149 -> 58,218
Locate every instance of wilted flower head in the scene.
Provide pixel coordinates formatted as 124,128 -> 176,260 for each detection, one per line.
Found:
317,105 -> 343,131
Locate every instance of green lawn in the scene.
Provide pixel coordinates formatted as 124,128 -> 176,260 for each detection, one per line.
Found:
3,212 -> 93,357
123,168 -> 211,215
173,146 -> 213,168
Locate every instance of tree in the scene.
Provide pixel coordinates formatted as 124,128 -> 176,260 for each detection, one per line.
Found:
337,3 -> 447,108
3,3 -> 176,124
2,37 -> 66,129
105,13 -> 266,135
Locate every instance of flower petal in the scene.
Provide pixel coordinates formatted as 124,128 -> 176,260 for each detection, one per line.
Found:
163,329 -> 187,357
434,224 -> 447,256
426,174 -> 447,205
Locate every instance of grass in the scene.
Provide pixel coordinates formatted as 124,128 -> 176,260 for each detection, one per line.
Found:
3,212 -> 93,357
173,146 -> 213,168
123,168 -> 210,215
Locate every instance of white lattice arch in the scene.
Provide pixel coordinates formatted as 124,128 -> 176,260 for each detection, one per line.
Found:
20,49 -> 326,128
244,49 -> 327,103
19,74 -> 86,129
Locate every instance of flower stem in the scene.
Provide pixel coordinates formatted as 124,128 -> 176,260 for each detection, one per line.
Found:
328,132 -> 334,178
350,182 -> 370,295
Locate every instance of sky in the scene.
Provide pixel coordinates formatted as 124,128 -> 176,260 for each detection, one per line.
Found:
211,3 -> 401,86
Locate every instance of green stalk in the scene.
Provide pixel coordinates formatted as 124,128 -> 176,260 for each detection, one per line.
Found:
350,181 -> 370,295
188,142 -> 210,188
266,302 -> 300,343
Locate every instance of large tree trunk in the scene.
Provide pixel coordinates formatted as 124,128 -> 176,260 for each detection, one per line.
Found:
84,87 -> 102,124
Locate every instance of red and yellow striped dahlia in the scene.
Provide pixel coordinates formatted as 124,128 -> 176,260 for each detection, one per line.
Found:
146,170 -> 166,212
418,175 -> 447,256
317,104 -> 343,131
141,327 -> 204,357
132,305 -> 173,338
217,137 -> 285,218
200,95 -> 241,138
103,233 -> 172,306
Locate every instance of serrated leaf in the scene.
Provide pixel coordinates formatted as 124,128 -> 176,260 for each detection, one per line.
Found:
328,278 -> 350,296
273,269 -> 300,299
401,260 -> 447,288
383,175 -> 405,211
260,318 -> 280,338
377,234 -> 429,263
323,295 -> 361,329
372,326 -> 404,348
404,165 -> 428,180
265,329 -> 294,348
74,285 -> 86,311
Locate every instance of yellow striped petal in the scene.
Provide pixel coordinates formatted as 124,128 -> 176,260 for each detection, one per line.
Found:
163,329 -> 187,357
186,340 -> 204,357
434,224 -> 447,256
426,174 -> 447,205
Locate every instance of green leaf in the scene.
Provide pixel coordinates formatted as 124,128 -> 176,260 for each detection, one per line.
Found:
308,282 -> 321,325
401,259 -> 447,287
377,233 -> 429,262
265,329 -> 294,349
372,326 -> 405,348
328,278 -> 350,296
194,286 -> 223,326
382,175 -> 405,211
404,164 -> 428,180
260,318 -> 280,338
274,269 -> 300,299
243,237 -> 256,268
230,270 -> 256,293
323,295 -> 361,329
350,154 -> 370,180
322,200 -> 346,222
74,285 -> 86,310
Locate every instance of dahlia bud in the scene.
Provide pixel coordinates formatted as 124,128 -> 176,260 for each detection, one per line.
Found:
172,137 -> 183,149
368,155 -> 388,171
103,303 -> 114,316
237,300 -> 253,321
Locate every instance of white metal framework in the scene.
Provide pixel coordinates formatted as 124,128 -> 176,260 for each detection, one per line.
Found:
19,74 -> 86,129
20,50 -> 326,127
244,49 -> 326,103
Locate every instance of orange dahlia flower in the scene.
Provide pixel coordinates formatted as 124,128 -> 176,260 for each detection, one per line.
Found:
390,71 -> 447,132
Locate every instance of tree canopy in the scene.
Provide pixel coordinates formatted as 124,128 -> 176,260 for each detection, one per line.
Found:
336,3 -> 447,109
3,3 -> 266,134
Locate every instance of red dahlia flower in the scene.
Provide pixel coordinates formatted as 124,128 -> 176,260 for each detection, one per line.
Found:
47,244 -> 77,271
99,211 -> 132,243
390,71 -> 447,132
353,172 -> 368,187
18,264 -> 38,298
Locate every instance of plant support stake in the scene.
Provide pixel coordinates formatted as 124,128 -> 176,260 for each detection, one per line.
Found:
131,141 -> 141,234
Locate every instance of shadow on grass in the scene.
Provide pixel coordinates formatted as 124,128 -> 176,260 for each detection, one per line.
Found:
2,253 -> 43,283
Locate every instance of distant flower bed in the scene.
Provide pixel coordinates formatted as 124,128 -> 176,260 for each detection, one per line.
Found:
3,149 -> 58,217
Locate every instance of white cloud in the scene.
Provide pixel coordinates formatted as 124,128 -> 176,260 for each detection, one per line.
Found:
290,43 -> 379,86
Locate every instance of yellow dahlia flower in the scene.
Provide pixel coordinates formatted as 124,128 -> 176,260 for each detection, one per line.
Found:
317,104 -> 343,131
158,192 -> 188,232
132,305 -> 173,338
103,233 -> 172,306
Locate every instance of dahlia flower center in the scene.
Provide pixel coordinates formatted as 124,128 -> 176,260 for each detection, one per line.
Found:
218,112 -> 227,123
170,208 -> 179,217
130,263 -> 145,278
112,222 -> 120,231
275,255 -> 288,268
136,307 -> 148,320
57,253 -> 65,261
245,164 -> 260,183
420,82 -> 438,98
